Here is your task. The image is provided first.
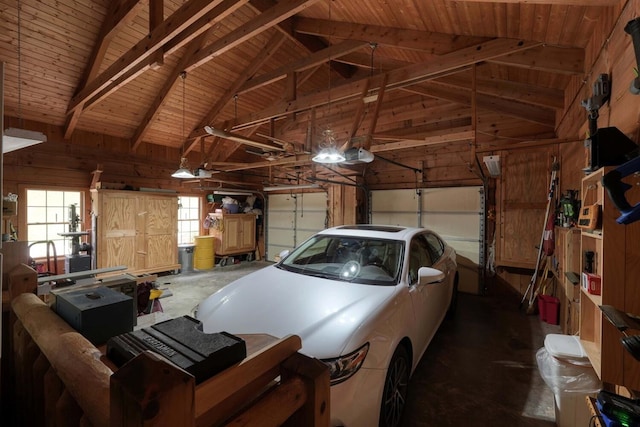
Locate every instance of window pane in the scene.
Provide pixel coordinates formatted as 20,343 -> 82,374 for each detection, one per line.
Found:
47,191 -> 64,206
178,196 -> 200,244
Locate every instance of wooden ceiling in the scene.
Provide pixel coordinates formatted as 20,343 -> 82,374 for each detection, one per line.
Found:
0,0 -> 624,185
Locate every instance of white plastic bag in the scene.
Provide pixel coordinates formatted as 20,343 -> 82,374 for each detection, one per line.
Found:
536,347 -> 601,394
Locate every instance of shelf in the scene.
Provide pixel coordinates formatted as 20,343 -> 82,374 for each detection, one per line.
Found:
586,397 -> 604,427
581,288 -> 602,307
580,339 -> 602,378
581,230 -> 603,239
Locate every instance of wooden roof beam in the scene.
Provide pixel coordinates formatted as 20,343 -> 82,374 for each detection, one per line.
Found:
488,45 -> 584,75
186,32 -> 287,147
83,0 -> 246,113
402,82 -> 556,127
196,38 -> 542,135
66,0 -> 231,116
249,0 -> 356,79
448,0 -> 618,5
185,0 -> 322,72
237,39 -> 368,95
64,0 -> 146,139
130,30 -> 213,152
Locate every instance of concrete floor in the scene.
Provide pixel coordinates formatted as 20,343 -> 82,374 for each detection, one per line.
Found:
152,261 -> 560,426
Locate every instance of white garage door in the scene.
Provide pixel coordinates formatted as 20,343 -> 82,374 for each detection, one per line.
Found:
266,192 -> 328,261
371,187 -> 484,294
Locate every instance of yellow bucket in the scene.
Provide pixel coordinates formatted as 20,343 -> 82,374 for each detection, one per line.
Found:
194,235 -> 215,270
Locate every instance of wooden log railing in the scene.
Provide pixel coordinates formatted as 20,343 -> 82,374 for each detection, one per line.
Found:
6,293 -> 330,426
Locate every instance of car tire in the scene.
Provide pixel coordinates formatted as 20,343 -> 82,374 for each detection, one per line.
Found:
379,345 -> 410,427
446,273 -> 459,319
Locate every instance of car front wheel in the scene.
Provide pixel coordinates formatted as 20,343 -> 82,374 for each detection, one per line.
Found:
379,345 -> 410,427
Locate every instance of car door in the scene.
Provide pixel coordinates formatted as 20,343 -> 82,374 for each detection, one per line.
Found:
407,233 -> 452,355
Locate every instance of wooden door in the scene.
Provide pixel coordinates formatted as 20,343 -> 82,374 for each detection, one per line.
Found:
95,191 -> 137,269
222,216 -> 242,253
141,195 -> 178,270
239,215 -> 256,251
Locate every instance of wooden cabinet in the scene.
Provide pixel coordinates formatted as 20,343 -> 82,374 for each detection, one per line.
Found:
208,213 -> 257,260
579,167 -> 640,390
91,189 -> 179,275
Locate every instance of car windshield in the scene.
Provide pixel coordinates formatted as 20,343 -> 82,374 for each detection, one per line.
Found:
278,234 -> 404,285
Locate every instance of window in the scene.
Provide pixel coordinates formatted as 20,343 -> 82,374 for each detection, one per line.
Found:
407,235 -> 433,285
178,196 -> 200,244
26,189 -> 84,258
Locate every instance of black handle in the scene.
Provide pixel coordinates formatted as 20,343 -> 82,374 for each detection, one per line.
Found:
602,169 -> 633,212
624,18 -> 640,92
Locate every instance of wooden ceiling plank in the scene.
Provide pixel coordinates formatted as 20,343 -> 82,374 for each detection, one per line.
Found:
185,0 -> 322,72
237,39 -> 368,94
67,0 -> 229,115
294,17 -> 489,54
187,32 -> 287,144
488,45 -> 584,74
131,30 -> 213,152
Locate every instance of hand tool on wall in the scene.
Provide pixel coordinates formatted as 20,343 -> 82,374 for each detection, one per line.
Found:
520,157 -> 559,310
625,17 -> 640,95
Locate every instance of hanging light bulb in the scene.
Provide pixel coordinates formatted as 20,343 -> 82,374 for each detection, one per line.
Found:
172,71 -> 194,179
312,129 -> 345,163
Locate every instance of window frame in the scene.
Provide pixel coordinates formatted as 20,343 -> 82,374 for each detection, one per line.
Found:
19,185 -> 88,259
177,195 -> 202,244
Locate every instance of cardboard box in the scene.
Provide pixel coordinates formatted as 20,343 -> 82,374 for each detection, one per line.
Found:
582,272 -> 601,295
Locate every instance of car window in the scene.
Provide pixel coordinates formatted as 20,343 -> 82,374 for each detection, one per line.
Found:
407,235 -> 433,285
279,235 -> 403,285
425,233 -> 444,261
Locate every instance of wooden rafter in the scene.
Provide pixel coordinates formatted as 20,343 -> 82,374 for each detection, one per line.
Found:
193,38 -> 542,137
186,32 -> 288,146
185,0 -> 322,72
66,0 -> 232,118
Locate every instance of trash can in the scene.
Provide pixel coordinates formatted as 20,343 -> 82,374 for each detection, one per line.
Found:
536,334 -> 601,427
178,243 -> 196,273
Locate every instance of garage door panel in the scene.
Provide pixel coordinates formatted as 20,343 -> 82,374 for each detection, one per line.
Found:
372,186 -> 483,294
267,193 -> 327,261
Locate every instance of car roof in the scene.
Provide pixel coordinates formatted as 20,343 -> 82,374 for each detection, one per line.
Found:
317,224 -> 428,241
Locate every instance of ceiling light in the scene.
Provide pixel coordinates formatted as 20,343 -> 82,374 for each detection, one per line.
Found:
312,129 -> 345,164
171,157 -> 195,179
312,148 -> 346,164
213,189 -> 256,196
3,128 -> 47,153
172,71 -> 194,179
194,168 -> 213,178
262,184 -> 320,192
483,155 -> 501,177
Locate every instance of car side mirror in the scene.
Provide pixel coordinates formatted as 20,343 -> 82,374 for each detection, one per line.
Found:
417,267 -> 445,286
278,249 -> 290,262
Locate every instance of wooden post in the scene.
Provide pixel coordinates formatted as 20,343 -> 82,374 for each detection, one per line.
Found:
280,352 -> 330,427
110,350 -> 195,427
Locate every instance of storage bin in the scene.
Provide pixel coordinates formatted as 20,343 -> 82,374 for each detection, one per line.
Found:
537,334 -> 601,427
194,236 -> 215,270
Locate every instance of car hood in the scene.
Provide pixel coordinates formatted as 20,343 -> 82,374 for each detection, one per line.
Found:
196,265 -> 396,358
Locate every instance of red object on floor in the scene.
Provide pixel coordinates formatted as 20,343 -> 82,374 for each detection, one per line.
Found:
538,295 -> 560,325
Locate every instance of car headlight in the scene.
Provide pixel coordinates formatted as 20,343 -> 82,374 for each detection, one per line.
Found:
321,343 -> 369,385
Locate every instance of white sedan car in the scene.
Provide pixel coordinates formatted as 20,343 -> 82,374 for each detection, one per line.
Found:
196,225 -> 458,427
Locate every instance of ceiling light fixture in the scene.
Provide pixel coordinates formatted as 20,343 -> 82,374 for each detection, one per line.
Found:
483,155 -> 501,177
312,129 -> 345,164
172,71 -> 195,179
213,189 -> 256,196
262,184 -> 321,192
4,0 -> 47,154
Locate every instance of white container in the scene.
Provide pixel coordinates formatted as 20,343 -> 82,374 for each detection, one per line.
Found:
537,334 -> 601,427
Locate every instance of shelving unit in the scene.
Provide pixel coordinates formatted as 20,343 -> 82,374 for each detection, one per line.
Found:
555,227 -> 581,334
578,167 -> 640,390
